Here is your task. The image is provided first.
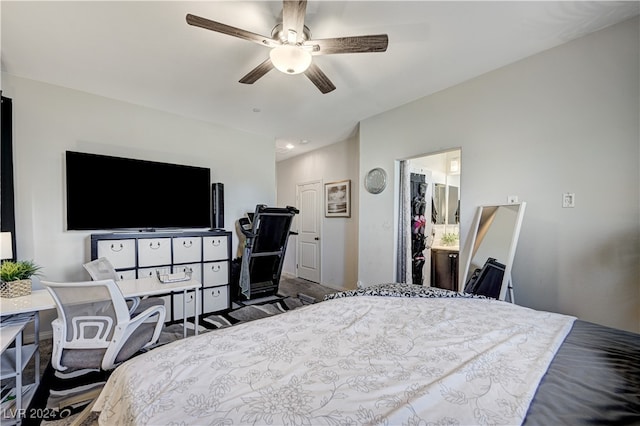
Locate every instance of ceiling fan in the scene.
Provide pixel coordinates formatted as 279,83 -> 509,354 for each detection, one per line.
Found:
186,0 -> 388,94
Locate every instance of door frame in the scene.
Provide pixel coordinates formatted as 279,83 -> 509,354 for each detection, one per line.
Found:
395,148 -> 462,288
295,179 -> 323,283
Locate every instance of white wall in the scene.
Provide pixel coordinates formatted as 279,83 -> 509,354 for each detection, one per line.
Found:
276,137 -> 359,291
358,18 -> 640,332
2,73 -> 276,284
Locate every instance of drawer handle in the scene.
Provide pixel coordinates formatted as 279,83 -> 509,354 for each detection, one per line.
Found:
211,265 -> 221,272
211,239 -> 221,247
183,240 -> 193,248
211,290 -> 221,297
149,242 -> 161,250
110,243 -> 124,252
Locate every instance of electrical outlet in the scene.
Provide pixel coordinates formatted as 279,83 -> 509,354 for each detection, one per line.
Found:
562,193 -> 575,208
507,195 -> 518,204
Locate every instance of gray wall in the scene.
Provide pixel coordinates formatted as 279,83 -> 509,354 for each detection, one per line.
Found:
276,137 -> 359,290
2,74 -> 276,283
358,18 -> 640,331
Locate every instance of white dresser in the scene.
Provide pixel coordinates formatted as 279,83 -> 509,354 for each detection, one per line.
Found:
90,230 -> 231,321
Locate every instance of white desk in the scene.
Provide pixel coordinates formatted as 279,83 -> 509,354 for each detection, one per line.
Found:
0,277 -> 202,338
0,286 -> 52,394
0,291 -> 55,316
117,277 -> 201,338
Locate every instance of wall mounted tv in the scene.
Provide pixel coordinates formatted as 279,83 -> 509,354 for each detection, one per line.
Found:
66,151 -> 211,230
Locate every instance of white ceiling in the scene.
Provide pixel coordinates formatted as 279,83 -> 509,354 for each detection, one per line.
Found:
2,1 -> 638,161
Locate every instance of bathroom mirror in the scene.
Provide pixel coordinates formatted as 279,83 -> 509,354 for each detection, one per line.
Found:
434,183 -> 460,225
460,202 -> 526,302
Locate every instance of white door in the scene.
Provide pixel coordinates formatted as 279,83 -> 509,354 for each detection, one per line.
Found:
296,181 -> 321,283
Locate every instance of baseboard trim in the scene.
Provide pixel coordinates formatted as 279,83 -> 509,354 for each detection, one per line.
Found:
315,282 -> 345,292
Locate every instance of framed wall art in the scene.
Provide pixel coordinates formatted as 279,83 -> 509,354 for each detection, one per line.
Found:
325,180 -> 351,218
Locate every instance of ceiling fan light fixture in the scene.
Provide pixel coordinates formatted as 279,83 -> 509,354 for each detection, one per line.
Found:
270,44 -> 312,75
187,3 -> 388,93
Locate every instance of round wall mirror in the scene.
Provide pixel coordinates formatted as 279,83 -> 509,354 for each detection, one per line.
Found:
365,168 -> 387,194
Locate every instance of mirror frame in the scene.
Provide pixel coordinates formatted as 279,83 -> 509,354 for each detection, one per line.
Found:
460,202 -> 526,301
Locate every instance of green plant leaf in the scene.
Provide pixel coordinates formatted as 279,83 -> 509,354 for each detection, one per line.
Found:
0,260 -> 42,282
441,233 -> 459,246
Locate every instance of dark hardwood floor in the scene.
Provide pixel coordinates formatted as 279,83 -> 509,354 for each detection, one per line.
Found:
278,274 -> 338,302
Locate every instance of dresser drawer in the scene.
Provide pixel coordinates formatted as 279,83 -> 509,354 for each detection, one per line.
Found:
203,261 -> 229,287
173,237 -> 202,264
116,269 -> 137,281
203,285 -> 229,313
97,239 -> 136,269
203,236 -> 228,261
173,290 -> 197,321
138,238 -> 171,267
137,266 -> 171,279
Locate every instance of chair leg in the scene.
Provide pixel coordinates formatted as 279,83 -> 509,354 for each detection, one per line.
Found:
70,398 -> 97,426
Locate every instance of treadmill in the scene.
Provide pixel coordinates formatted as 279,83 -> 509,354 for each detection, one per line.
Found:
238,205 -> 299,300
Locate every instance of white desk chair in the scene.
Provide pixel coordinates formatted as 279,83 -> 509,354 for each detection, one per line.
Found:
42,279 -> 166,372
42,279 -> 166,426
82,257 -> 119,282
83,257 -> 163,315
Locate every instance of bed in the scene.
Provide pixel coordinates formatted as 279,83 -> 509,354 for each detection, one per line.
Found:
93,284 -> 640,425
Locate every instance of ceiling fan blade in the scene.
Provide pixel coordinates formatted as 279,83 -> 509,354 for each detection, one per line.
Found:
282,0 -> 307,43
186,14 -> 278,48
239,58 -> 275,84
307,34 -> 389,55
304,63 -> 336,94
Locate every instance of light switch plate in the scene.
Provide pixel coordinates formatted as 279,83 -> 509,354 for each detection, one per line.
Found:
562,193 -> 575,208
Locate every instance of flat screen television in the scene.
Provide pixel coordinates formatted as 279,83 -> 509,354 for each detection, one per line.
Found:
66,151 -> 211,230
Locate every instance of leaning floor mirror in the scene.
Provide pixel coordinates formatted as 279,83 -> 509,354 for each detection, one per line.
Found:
461,202 -> 526,302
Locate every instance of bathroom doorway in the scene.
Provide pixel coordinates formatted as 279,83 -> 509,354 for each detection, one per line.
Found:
397,149 -> 461,287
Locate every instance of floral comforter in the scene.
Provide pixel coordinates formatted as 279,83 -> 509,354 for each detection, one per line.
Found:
94,284 -> 575,425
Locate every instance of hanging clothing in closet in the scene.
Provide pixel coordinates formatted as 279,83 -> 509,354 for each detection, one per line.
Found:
410,173 -> 427,285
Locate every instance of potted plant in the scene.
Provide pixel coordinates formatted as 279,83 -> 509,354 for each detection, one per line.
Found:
0,260 -> 42,298
441,233 -> 459,246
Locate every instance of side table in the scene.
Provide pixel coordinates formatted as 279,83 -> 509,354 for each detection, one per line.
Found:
1,313 -> 39,425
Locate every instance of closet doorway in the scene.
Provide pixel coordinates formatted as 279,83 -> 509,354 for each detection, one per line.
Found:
397,149 -> 461,287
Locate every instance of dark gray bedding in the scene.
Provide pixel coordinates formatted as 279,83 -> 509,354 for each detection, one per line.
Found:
525,320 -> 640,425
